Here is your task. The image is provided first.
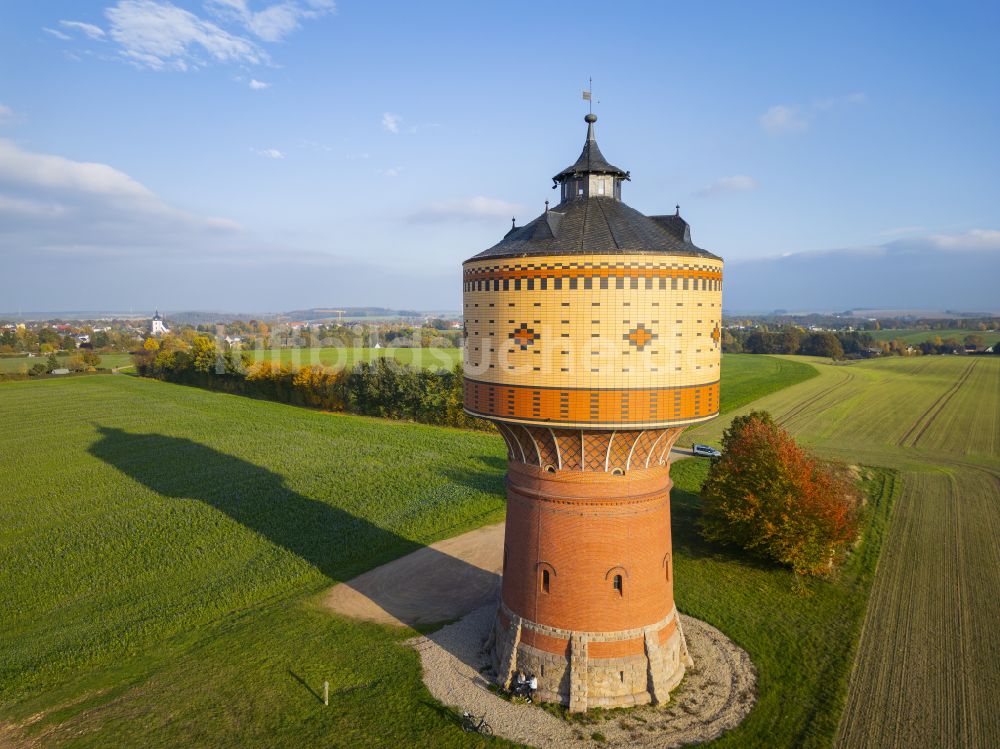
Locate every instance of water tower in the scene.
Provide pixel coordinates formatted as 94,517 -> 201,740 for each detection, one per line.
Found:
463,114 -> 723,710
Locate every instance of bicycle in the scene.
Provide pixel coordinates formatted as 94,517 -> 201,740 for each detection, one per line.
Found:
461,711 -> 493,736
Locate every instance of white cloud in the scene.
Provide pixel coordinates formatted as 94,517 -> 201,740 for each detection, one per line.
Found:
0,138 -> 239,258
0,195 -> 69,217
43,27 -> 73,41
726,230 -> 1000,312
381,166 -> 403,177
207,0 -> 336,43
381,112 -> 401,134
0,139 -> 153,198
0,104 -> 14,125
59,20 -> 107,40
44,2 -> 333,73
761,93 -> 866,135
252,148 -> 285,159
249,78 -> 271,89
104,0 -> 267,71
760,105 -> 808,135
697,175 -> 759,197
928,229 -> 1000,251
412,196 -> 523,223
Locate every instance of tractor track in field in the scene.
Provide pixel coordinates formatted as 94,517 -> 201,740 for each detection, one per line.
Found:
897,360 -> 979,447
908,359 -> 936,377
776,371 -> 855,427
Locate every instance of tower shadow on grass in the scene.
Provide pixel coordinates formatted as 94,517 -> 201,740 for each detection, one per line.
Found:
87,426 -> 500,667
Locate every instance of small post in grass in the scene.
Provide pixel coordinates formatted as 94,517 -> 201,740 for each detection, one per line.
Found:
323,681 -> 329,706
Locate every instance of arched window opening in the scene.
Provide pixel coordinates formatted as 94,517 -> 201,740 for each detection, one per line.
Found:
613,574 -> 623,596
542,569 -> 550,594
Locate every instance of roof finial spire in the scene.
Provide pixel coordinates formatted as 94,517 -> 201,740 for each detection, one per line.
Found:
511,217 -> 516,230
545,200 -> 549,212
675,204 -> 680,216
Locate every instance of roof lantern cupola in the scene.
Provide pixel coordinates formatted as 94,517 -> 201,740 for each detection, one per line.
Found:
552,114 -> 630,202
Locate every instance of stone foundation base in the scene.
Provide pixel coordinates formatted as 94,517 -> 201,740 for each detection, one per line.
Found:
490,605 -> 691,711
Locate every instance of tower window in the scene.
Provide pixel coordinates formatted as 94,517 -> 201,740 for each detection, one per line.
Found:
613,574 -> 623,595
542,569 -> 550,594
598,179 -> 606,195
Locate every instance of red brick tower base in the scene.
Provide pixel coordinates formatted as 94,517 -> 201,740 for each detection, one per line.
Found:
487,426 -> 693,711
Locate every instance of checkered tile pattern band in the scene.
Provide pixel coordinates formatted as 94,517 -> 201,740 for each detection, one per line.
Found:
464,377 -> 719,427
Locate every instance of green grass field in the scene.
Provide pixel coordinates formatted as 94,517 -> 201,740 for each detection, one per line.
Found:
2,355 -> 992,747
0,355 -> 872,748
687,355 -> 1000,748
0,353 -> 134,373
244,346 -> 462,371
717,354 -> 817,414
0,376 -> 508,748
866,328 -> 1000,347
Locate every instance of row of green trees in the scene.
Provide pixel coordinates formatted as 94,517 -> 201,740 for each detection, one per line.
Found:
0,326 -> 135,355
133,336 -> 487,430
723,329 -> 853,358
723,327 -> 998,358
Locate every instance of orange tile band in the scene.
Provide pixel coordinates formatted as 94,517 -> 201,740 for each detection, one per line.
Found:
464,377 -> 719,426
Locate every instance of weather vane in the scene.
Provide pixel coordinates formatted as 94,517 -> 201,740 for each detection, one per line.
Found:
582,76 -> 599,114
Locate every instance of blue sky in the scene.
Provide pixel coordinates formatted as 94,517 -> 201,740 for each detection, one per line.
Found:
1,0 -> 998,313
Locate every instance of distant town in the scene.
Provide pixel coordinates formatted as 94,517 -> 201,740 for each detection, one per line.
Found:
1,308 -> 997,380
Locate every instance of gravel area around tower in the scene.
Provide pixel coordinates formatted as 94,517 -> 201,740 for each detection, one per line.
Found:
408,604 -> 756,748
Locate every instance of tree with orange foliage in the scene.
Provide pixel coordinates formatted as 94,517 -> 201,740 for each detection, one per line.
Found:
700,411 -> 861,576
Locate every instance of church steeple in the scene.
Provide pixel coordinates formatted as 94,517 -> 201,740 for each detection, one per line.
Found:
552,114 -> 630,202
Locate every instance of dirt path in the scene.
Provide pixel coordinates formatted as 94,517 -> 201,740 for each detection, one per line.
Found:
322,523 -> 504,627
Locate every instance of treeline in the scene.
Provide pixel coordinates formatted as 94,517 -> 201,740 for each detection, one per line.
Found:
723,329 -> 857,358
723,328 -> 998,359
727,313 -> 1000,333
189,321 -> 462,350
133,336 -> 487,430
0,327 -> 134,354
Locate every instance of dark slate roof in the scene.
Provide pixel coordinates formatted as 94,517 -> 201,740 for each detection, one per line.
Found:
553,116 -> 629,182
649,212 -> 691,243
467,198 -> 720,262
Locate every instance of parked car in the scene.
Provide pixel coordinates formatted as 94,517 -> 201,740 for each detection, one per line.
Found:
692,443 -> 721,458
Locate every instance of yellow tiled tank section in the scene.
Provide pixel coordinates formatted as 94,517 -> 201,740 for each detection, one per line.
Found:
462,253 -> 723,394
